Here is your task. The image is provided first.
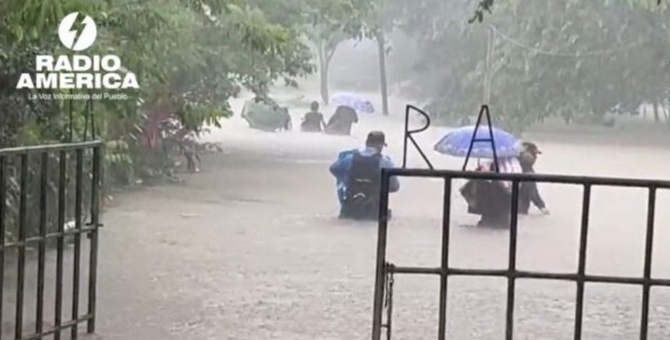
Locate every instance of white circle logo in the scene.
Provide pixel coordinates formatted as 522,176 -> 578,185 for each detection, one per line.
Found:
58,12 -> 97,51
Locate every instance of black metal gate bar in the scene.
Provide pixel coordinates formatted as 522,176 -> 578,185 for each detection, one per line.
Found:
640,187 -> 657,340
71,149 -> 84,340
0,155 -> 5,337
386,266 -> 670,286
0,142 -> 101,156
0,141 -> 103,340
437,178 -> 452,340
372,171 -> 392,340
87,145 -> 102,333
371,167 -> 670,340
55,150 -> 67,340
16,153 -> 28,340
35,152 -> 48,335
383,263 -> 394,340
505,181 -> 520,340
573,184 -> 591,340
381,168 -> 670,189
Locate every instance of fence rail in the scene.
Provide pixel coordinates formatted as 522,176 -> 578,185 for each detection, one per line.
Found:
371,168 -> 670,340
0,141 -> 102,340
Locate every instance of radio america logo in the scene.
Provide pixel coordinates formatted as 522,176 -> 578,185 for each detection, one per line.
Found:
17,12 -> 139,93
58,12 -> 97,51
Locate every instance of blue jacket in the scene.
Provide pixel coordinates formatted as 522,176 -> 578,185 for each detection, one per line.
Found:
329,147 -> 400,204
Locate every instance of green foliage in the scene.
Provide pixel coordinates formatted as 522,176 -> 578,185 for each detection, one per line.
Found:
1,0 -> 366,239
0,0 -> 316,162
298,0 -> 382,103
470,0 -> 664,22
389,0 -> 670,133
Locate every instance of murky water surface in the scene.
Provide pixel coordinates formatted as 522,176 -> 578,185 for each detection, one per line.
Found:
4,93 -> 670,339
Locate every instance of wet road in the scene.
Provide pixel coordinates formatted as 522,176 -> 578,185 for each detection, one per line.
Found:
4,110 -> 670,339
98,118 -> 670,340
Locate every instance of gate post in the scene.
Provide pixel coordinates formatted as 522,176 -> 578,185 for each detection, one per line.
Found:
437,178 -> 452,340
15,153 -> 29,339
639,186 -> 657,340
87,144 -> 103,333
504,181 -> 520,340
371,170 -> 392,340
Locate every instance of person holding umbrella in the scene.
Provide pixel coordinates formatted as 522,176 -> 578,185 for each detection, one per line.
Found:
518,142 -> 549,215
325,105 -> 359,135
460,158 -> 518,227
434,125 -> 520,228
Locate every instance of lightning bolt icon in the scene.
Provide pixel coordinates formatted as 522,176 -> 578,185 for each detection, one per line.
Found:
58,12 -> 97,51
62,13 -> 88,50
70,14 -> 88,50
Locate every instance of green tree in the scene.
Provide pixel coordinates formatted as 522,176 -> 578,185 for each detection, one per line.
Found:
470,0 -> 665,22
390,0 -> 670,132
301,0 -> 379,104
0,0 -> 328,239
1,0 -> 316,178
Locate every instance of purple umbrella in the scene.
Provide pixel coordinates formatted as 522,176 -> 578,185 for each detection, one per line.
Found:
434,125 -> 520,159
331,92 -> 375,114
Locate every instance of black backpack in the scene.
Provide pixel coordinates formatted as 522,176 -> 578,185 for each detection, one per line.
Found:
343,152 -> 383,220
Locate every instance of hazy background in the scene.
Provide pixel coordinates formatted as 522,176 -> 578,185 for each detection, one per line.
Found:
2,1 -> 670,339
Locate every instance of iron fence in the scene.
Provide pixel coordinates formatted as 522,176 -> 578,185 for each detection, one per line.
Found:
371,168 -> 670,340
0,141 -> 102,340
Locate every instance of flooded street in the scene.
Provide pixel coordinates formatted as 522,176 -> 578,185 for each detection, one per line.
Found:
87,99 -> 670,340
2,94 -> 669,340
6,1 -> 670,339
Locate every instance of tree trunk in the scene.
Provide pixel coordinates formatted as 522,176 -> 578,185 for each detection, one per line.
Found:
318,41 -> 330,105
653,102 -> 660,122
376,33 -> 389,116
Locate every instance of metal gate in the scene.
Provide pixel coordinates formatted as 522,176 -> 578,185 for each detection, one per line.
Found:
371,105 -> 670,340
0,141 -> 102,340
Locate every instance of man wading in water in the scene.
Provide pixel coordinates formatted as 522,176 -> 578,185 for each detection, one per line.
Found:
300,101 -> 326,132
329,131 -> 399,220
518,142 -> 549,215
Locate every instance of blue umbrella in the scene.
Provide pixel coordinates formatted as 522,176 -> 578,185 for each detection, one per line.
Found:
434,125 -> 519,158
331,92 -> 375,114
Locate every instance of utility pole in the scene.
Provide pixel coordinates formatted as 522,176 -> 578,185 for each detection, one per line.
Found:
483,25 -> 494,105
377,32 -> 390,116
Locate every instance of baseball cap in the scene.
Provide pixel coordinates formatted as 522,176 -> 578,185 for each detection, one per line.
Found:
522,142 -> 542,154
366,131 -> 387,146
